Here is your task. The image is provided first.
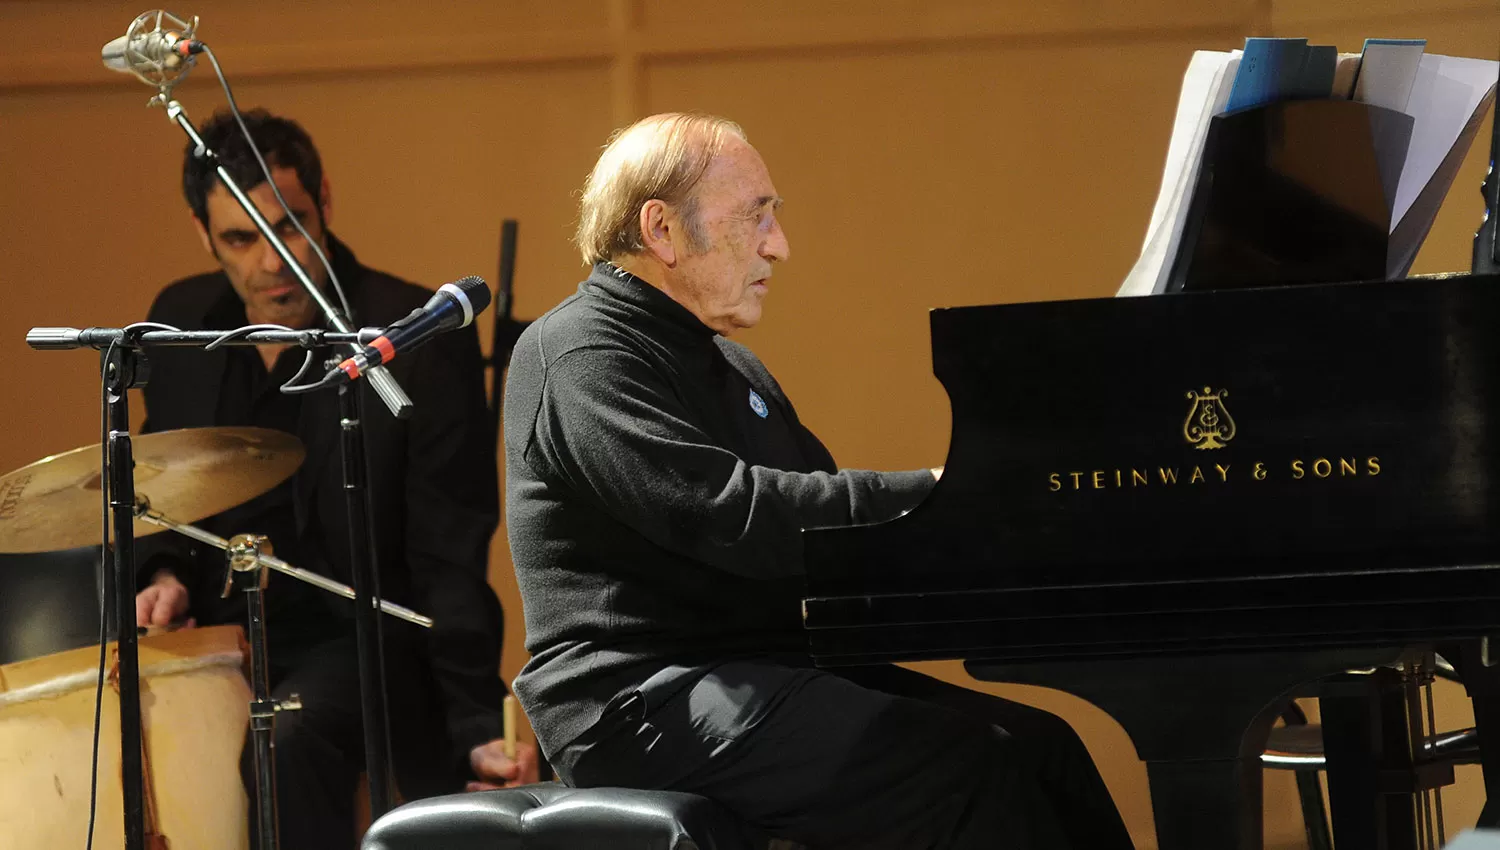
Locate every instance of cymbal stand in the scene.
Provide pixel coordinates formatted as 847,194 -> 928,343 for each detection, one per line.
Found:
223,534 -> 281,850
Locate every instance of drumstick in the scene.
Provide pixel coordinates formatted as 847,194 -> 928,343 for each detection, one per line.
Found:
503,694 -> 518,761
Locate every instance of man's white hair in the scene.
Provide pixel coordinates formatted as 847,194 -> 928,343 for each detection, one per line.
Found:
575,112 -> 746,265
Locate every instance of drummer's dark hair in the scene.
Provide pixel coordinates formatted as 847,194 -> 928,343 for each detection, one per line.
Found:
182,109 -> 325,228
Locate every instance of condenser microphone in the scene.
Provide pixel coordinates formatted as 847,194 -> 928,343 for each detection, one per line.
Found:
100,11 -> 203,90
101,31 -> 203,74
327,277 -> 491,384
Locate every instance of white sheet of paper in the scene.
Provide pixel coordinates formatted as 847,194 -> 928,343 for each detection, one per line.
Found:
1352,40 -> 1426,112
1118,51 -> 1238,296
1120,48 -> 1497,292
1390,54 -> 1499,233
1138,51 -> 1233,251
1331,52 -> 1362,100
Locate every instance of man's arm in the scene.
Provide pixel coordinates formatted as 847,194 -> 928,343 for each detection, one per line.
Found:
527,346 -> 935,579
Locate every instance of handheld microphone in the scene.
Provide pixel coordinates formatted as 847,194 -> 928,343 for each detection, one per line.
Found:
328,277 -> 491,385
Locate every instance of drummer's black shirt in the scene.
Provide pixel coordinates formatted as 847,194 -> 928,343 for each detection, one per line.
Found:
194,294 -> 350,655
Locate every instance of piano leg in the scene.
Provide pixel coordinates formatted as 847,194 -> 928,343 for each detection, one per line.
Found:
966,648 -> 1408,850
1449,639 -> 1500,828
1319,666 -> 1424,850
1145,757 -> 1262,850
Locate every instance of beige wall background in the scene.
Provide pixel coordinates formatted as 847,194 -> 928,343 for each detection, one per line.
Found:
2,1 -> 1497,847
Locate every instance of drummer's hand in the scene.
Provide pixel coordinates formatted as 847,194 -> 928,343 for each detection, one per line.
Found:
466,738 -> 540,791
135,570 -> 191,628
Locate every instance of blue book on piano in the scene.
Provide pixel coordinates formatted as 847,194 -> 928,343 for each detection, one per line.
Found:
1225,37 -> 1309,112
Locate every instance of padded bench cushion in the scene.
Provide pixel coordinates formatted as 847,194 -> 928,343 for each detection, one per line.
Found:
362,782 -> 779,850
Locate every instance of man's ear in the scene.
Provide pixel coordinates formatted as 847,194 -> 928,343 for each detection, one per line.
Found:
638,199 -> 677,267
191,214 -> 214,257
318,174 -> 333,231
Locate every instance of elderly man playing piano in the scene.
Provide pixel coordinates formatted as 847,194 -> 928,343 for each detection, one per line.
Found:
503,112 -> 1134,849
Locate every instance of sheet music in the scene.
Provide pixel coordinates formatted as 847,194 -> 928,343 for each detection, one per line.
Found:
1118,51 -> 1239,297
1119,45 -> 1498,295
1351,38 -> 1426,113
1388,55 -> 1499,277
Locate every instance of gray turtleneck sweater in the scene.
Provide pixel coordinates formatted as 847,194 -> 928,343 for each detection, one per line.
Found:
503,263 -> 935,754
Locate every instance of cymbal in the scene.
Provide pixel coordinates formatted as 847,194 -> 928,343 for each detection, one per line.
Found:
0,428 -> 305,554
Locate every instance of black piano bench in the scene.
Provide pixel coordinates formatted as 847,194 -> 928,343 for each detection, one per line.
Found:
361,782 -> 795,850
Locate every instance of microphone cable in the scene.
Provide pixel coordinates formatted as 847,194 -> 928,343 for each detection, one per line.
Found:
84,337 -> 112,850
199,45 -> 357,326
203,323 -> 327,394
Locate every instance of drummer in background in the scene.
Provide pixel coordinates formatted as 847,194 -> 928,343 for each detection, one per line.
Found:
131,108 -> 538,848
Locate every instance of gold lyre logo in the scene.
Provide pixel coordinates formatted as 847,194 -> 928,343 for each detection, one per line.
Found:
1184,386 -> 1236,450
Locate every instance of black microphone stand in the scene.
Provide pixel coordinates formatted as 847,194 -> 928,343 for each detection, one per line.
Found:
42,92 -> 411,850
27,326 -> 410,848
337,377 -> 396,819
103,338 -> 147,850
152,97 -> 405,822
487,220 -> 529,442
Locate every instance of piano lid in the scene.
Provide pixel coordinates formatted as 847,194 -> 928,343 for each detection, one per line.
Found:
805,273 -> 1500,600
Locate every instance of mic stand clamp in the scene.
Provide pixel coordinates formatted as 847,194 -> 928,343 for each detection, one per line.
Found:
224,534 -> 285,850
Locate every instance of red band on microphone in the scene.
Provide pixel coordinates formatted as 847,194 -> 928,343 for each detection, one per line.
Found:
338,359 -> 361,381
370,336 -> 397,365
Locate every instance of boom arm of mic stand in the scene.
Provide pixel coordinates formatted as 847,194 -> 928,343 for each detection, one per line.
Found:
135,502 -> 433,628
162,99 -> 414,419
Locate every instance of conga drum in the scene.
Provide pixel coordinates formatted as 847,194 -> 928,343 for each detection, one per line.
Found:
0,625 -> 251,848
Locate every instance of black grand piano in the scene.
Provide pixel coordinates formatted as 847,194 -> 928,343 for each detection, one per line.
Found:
802,88 -> 1500,848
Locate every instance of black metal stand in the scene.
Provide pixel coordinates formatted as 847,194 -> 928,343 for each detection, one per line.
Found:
487,219 -> 530,442
29,326 -> 409,844
224,534 -> 280,850
103,342 -> 149,850
1319,666 -> 1453,850
339,382 -> 395,817
156,95 -> 412,822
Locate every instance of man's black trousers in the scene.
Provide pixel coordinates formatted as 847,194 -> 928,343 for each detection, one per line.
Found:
553,661 -> 1136,850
